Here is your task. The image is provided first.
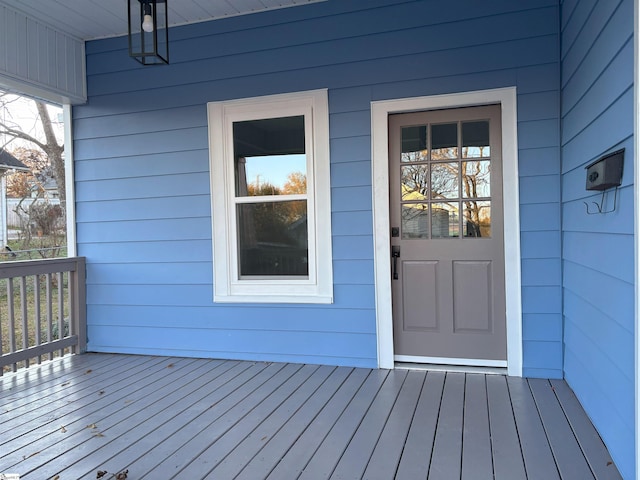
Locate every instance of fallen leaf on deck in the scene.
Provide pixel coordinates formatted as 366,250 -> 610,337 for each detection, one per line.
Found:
607,461 -> 613,466
96,471 -> 107,478
94,432 -> 105,437
87,423 -> 98,429
60,426 -> 67,433
99,391 -> 105,395
167,363 -> 174,368
61,382 -> 70,387
116,469 -> 129,479
53,475 -> 60,480
86,369 -> 93,374
261,436 -> 268,441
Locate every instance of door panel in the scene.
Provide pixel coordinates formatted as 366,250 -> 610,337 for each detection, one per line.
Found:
402,261 -> 438,331
390,105 -> 506,362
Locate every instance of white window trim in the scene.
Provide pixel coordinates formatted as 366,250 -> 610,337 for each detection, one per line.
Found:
208,89 -> 333,304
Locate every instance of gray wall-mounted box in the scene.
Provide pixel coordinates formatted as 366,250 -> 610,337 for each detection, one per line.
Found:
585,149 -> 624,191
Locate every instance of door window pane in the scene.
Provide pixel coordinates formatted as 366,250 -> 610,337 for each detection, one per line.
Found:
401,165 -> 429,200
431,162 -> 459,199
462,160 -> 490,198
401,125 -> 428,162
463,201 -> 491,237
402,204 -> 429,239
237,201 -> 308,276
431,203 -> 459,238
462,121 -> 490,158
431,123 -> 458,159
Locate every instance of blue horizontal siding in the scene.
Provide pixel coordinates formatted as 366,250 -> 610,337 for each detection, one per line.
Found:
560,0 -> 634,476
77,0 -> 561,373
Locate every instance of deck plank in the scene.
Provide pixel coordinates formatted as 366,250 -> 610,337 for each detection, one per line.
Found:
486,375 -> 527,479
0,354 -> 624,480
461,374 -> 493,479
265,367 -> 371,480
0,356 -> 209,472
298,369 -> 389,480
507,377 -> 561,480
529,378 -> 595,480
550,379 -> 622,480
362,370 -> 425,479
24,359 -> 261,479
330,369 -> 409,479
395,370 -> 445,480
236,366 -> 353,480
428,372 -> 465,480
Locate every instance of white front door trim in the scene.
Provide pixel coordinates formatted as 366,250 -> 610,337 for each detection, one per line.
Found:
371,87 -> 523,376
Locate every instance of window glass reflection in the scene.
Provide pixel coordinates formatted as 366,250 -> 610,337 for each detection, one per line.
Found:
402,204 -> 429,239
237,201 -> 308,276
462,121 -> 490,158
401,165 -> 429,200
431,163 -> 459,199
463,201 -> 491,237
431,202 -> 459,238
462,160 -> 490,198
431,123 -> 458,159
401,125 -> 428,162
236,154 -> 307,196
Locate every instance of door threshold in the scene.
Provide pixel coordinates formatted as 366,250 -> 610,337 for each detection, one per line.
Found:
395,362 -> 507,375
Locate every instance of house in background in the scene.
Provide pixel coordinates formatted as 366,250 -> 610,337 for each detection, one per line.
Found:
0,149 -> 28,245
0,0 -> 637,477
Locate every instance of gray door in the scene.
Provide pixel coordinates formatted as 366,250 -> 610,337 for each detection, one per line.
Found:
389,105 -> 506,361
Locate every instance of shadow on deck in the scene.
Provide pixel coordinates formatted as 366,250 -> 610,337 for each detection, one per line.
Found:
0,353 -> 622,479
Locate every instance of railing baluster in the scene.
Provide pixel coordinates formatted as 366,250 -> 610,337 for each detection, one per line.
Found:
0,258 -> 86,373
7,278 -> 16,372
34,274 -> 42,364
57,271 -> 64,358
20,276 -> 28,368
46,272 -> 53,361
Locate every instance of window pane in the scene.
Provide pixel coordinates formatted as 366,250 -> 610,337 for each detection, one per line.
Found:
431,162 -> 459,199
463,201 -> 491,237
431,123 -> 458,159
432,203 -> 459,238
462,121 -> 490,158
401,165 -> 429,200
233,115 -> 306,196
236,154 -> 307,196
402,204 -> 428,239
462,160 -> 490,198
237,201 -> 308,276
401,125 -> 428,162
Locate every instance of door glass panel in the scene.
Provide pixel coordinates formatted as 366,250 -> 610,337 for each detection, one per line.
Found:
237,201 -> 308,276
431,162 -> 458,199
462,160 -> 491,198
401,165 -> 429,200
463,200 -> 491,238
462,121 -> 490,158
431,123 -> 458,160
431,202 -> 459,238
401,125 -> 428,162
402,204 -> 429,239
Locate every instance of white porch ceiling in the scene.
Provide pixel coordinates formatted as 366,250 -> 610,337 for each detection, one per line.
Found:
0,0 -> 325,41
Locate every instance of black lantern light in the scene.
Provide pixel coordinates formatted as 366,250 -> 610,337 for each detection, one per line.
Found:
128,0 -> 169,65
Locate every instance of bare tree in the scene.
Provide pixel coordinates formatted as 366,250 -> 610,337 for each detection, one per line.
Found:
0,94 -> 65,207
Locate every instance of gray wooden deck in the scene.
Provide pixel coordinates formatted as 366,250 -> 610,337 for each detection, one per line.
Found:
0,354 -> 622,480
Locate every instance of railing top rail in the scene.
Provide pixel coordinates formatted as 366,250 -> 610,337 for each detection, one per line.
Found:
0,257 -> 86,279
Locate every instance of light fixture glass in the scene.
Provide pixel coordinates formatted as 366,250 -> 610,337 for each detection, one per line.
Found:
128,0 -> 169,65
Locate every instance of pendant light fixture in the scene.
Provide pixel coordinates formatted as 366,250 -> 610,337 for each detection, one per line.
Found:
128,0 -> 169,65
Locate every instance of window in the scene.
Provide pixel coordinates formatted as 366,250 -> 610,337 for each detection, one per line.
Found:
208,90 -> 333,303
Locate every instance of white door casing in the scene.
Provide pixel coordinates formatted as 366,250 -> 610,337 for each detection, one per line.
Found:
371,87 -> 522,376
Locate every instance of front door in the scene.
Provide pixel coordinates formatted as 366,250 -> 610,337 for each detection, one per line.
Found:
389,105 -> 506,363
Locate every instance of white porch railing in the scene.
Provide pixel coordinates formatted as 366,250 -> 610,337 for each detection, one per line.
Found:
0,257 -> 86,374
